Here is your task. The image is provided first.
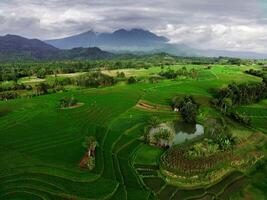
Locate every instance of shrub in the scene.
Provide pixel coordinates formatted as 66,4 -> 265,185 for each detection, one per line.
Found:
128,76 -> 137,84
59,97 -> 78,108
0,92 -> 18,100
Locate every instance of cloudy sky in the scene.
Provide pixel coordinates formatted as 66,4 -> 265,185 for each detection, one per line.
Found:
1,0 -> 267,53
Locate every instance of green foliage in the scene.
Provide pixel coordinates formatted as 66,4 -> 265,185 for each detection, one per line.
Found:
153,129 -> 173,146
59,97 -> 78,108
245,69 -> 264,78
0,91 -> 18,100
214,81 -> 267,109
174,96 -> 199,123
76,72 -> 116,88
36,68 -> 46,79
230,111 -> 251,125
36,82 -> 50,95
206,122 -> 237,151
159,67 -> 198,79
147,116 -> 160,128
187,138 -> 220,158
127,76 -> 137,84
116,71 -> 126,78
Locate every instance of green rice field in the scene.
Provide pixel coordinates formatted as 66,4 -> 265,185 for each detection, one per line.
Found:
0,64 -> 266,199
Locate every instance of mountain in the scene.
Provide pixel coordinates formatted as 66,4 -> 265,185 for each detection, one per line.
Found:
45,30 -> 98,50
1,31 -> 267,61
45,28 -> 267,59
45,28 -> 169,50
0,34 -> 59,59
0,34 -> 113,62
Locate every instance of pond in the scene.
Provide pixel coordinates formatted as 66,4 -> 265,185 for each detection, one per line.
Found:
173,122 -> 204,145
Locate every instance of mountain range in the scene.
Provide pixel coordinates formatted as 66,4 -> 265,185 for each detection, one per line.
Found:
45,29 -> 168,50
45,29 -> 267,59
0,29 -> 267,61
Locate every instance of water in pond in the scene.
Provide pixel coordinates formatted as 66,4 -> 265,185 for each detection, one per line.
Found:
173,122 -> 204,144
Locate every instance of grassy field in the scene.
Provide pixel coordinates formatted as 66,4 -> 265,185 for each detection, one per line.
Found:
0,64 -> 266,199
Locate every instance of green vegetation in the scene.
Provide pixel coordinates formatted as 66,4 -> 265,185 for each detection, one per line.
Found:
0,57 -> 266,199
173,96 -> 199,123
59,97 -> 78,108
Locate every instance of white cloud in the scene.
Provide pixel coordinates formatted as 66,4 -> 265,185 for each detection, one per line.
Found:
0,0 -> 267,53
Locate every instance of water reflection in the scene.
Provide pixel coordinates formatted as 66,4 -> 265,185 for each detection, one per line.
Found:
173,122 -> 204,144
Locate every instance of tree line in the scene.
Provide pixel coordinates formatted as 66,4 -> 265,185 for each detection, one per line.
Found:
212,80 -> 267,125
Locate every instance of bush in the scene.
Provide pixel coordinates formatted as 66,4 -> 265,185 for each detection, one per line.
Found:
59,97 -> 78,108
0,92 -> 18,101
128,76 -> 137,84
36,83 -> 50,95
229,112 -> 251,126
116,72 -> 126,78
12,83 -> 26,90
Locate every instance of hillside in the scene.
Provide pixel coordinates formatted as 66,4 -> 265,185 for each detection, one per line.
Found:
0,34 -> 59,60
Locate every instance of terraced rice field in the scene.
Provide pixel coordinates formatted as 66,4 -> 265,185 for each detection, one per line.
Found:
0,65 -> 266,199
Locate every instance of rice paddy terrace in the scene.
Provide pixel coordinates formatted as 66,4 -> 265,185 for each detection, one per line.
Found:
0,65 -> 266,200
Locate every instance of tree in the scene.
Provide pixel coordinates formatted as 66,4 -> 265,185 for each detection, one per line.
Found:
59,97 -> 78,108
36,69 -> 46,79
178,96 -> 199,123
147,116 -> 160,128
36,83 -> 49,95
116,72 -> 126,78
128,76 -> 137,84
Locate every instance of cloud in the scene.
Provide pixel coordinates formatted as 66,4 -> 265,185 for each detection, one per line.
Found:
0,0 -> 267,52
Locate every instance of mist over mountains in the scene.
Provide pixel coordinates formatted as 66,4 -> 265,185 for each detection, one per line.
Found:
45,29 -> 267,59
45,29 -> 168,50
0,28 -> 267,61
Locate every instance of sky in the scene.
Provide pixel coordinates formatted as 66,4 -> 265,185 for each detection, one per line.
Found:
1,0 -> 267,53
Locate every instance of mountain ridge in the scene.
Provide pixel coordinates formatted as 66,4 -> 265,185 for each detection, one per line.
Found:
45,28 -> 169,49
1,29 -> 267,60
